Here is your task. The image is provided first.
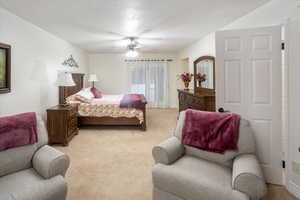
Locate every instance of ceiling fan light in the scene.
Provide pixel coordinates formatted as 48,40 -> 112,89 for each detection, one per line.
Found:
126,49 -> 138,58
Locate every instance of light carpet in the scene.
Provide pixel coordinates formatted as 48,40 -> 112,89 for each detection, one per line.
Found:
55,109 -> 298,200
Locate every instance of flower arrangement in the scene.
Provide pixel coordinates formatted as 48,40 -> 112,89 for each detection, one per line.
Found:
195,73 -> 206,87
178,73 -> 193,90
179,72 -> 193,82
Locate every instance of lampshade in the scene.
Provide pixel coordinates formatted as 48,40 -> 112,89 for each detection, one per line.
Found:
88,74 -> 99,82
56,72 -> 75,86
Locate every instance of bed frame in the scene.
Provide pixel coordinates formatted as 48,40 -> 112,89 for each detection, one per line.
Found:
59,73 -> 147,131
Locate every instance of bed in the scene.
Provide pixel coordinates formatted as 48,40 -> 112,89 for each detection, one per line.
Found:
59,73 -> 147,130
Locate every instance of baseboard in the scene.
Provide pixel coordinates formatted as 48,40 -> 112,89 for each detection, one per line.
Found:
287,180 -> 300,199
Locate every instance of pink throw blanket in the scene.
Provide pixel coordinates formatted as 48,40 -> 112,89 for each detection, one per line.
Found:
0,112 -> 38,151
120,94 -> 145,110
182,109 -> 240,154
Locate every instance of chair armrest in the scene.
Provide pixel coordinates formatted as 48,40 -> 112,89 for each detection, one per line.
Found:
232,154 -> 267,200
152,137 -> 184,165
32,145 -> 70,179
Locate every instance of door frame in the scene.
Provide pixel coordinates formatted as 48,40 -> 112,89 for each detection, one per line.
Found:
285,18 -> 300,199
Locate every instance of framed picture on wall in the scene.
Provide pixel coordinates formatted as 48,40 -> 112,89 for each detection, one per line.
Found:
0,43 -> 11,94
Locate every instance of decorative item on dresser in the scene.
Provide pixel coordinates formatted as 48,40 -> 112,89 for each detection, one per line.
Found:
178,72 -> 193,91
194,56 -> 215,95
47,105 -> 78,146
178,56 -> 216,112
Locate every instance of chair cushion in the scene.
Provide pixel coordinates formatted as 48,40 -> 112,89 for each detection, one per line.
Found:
174,111 -> 255,166
152,156 -> 249,200
0,168 -> 67,200
0,116 -> 48,177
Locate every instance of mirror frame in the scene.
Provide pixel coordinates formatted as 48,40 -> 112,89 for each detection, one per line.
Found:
193,56 -> 215,95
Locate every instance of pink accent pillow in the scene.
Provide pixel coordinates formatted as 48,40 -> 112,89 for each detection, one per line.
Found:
91,87 -> 102,98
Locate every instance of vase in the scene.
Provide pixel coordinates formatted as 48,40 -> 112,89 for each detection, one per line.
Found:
198,81 -> 202,88
184,81 -> 190,90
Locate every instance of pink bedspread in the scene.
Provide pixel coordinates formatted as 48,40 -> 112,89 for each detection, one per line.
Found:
120,94 -> 145,110
182,109 -> 240,154
0,112 -> 38,151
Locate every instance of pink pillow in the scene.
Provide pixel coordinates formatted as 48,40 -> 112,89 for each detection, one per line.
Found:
91,87 -> 102,98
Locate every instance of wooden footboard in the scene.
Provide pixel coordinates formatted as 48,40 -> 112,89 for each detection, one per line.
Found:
79,96 -> 147,131
140,104 -> 147,131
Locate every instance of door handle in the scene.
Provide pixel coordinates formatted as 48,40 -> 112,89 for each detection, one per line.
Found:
218,107 -> 230,113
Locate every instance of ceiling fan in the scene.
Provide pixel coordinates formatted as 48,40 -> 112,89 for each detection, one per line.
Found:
124,37 -> 139,58
91,29 -> 164,57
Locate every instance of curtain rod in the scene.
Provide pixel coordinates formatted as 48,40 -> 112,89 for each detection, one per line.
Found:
125,59 -> 173,62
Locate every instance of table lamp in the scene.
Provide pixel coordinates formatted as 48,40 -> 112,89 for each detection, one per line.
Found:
56,71 -> 75,105
88,74 -> 98,88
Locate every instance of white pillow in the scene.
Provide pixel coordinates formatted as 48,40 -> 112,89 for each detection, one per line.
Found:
76,88 -> 94,100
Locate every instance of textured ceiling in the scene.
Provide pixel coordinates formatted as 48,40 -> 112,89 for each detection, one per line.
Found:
0,0 -> 270,53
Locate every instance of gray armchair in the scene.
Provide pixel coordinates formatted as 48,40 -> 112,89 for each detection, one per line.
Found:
0,116 -> 70,200
152,111 -> 267,200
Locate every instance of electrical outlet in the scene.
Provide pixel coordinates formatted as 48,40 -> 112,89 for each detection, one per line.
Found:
292,161 -> 300,175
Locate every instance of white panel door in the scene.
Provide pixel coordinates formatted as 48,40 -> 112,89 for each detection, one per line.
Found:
216,26 -> 282,184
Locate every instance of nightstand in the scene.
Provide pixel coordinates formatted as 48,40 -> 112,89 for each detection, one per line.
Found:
47,105 -> 78,146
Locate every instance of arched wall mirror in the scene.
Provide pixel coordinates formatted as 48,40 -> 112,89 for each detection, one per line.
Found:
194,56 -> 215,95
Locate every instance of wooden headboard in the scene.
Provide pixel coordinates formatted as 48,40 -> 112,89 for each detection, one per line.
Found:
59,73 -> 85,104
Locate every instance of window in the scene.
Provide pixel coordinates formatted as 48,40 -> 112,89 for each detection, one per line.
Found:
127,61 -> 169,108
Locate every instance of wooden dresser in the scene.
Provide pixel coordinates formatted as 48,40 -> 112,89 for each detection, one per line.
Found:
178,89 -> 215,112
47,105 -> 78,146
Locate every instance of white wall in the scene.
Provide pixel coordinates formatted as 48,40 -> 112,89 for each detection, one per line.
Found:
0,7 -> 89,117
88,53 -> 180,108
177,0 -> 300,72
224,0 -> 300,30
178,33 -> 215,73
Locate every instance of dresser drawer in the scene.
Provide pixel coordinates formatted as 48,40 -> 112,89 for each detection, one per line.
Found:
68,116 -> 77,127
69,106 -> 77,117
190,98 -> 205,108
178,92 -> 187,102
178,89 -> 215,112
68,117 -> 78,133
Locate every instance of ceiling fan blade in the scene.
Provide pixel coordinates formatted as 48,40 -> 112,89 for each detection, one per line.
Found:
137,38 -> 165,46
77,39 -> 124,49
105,31 -> 127,38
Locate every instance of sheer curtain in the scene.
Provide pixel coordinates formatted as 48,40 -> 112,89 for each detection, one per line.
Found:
127,61 -> 169,108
